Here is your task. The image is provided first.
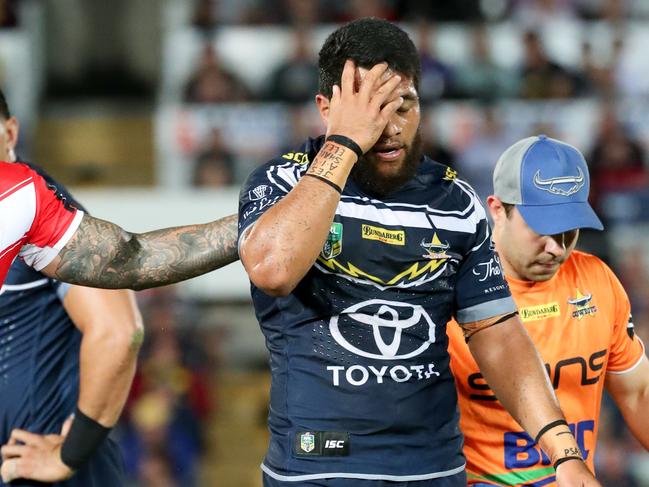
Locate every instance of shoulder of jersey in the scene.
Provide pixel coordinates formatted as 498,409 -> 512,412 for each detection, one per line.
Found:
566,250 -> 610,276
419,158 -> 481,206
0,161 -> 36,190
267,137 -> 322,170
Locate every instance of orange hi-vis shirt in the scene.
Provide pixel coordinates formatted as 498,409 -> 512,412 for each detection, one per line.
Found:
448,250 -> 645,487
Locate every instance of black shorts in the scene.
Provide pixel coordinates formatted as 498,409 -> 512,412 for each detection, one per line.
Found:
2,437 -> 125,487
263,470 -> 467,487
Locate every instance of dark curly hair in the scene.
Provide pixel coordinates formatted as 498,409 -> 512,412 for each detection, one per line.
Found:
318,18 -> 420,98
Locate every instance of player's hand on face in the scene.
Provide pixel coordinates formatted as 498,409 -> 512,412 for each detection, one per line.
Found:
326,59 -> 404,154
554,459 -> 602,487
0,427 -> 74,483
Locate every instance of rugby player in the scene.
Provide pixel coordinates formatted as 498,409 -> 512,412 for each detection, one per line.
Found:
238,19 -> 600,487
0,89 -> 238,484
448,135 -> 648,486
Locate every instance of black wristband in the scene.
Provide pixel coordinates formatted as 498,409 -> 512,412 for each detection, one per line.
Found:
326,134 -> 364,160
304,173 -> 343,194
60,407 -> 112,471
534,419 -> 568,445
553,456 -> 583,470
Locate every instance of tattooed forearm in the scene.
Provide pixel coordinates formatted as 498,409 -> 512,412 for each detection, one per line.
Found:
54,214 -> 239,290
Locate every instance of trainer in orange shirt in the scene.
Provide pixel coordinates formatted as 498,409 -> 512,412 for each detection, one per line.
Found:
448,135 -> 647,487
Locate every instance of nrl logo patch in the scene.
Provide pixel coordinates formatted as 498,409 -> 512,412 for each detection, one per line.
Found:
421,233 -> 451,260
568,289 -> 597,320
300,432 -> 315,453
321,222 -> 343,260
533,168 -> 585,196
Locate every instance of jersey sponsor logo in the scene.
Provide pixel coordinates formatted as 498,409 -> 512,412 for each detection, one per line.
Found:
361,224 -> 405,246
281,151 -> 309,165
327,299 -> 441,386
504,420 -> 593,469
533,167 -> 585,196
519,302 -> 560,322
466,349 -> 607,401
321,222 -> 343,259
327,363 -> 440,387
248,184 -> 273,201
294,432 -> 350,457
330,299 -> 436,360
472,255 -> 503,282
568,290 -> 597,319
420,233 -> 451,260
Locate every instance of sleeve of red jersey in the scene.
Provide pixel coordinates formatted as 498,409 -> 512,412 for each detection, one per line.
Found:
605,264 -> 645,374
19,167 -> 84,271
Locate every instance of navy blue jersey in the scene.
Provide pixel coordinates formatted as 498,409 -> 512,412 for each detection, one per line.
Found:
0,163 -> 125,487
239,137 -> 516,483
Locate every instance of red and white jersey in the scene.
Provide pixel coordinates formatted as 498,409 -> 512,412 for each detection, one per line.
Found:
0,161 -> 83,284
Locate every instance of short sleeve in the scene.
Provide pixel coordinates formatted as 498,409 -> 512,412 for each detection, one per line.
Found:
605,267 -> 645,374
238,158 -> 305,248
453,194 -> 515,324
19,167 -> 84,271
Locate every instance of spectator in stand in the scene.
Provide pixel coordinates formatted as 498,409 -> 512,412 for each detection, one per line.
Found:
416,21 -> 454,103
266,28 -> 319,104
519,30 -> 579,99
588,106 -> 648,213
192,128 -> 236,188
120,326 -> 211,487
455,24 -> 517,100
184,43 -> 250,103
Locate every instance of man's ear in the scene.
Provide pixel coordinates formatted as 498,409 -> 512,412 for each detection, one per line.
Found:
5,117 -> 19,162
486,195 -> 505,223
315,94 -> 330,126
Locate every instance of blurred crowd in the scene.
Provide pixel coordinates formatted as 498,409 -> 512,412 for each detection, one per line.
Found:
115,287 -> 226,487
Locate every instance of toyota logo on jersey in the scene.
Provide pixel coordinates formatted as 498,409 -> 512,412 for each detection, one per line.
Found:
329,299 -> 436,360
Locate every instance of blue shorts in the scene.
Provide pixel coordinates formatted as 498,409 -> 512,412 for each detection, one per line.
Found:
2,438 -> 125,487
263,470 -> 467,487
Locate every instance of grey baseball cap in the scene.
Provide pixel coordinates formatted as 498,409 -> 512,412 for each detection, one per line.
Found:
493,135 -> 603,235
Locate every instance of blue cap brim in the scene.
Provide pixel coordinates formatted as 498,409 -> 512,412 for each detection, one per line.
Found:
517,201 -> 604,235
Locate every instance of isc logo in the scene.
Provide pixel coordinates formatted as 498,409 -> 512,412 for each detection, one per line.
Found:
324,440 -> 345,449
504,420 -> 594,469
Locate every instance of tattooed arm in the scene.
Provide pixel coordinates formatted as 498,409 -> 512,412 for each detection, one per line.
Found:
41,213 -> 239,290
